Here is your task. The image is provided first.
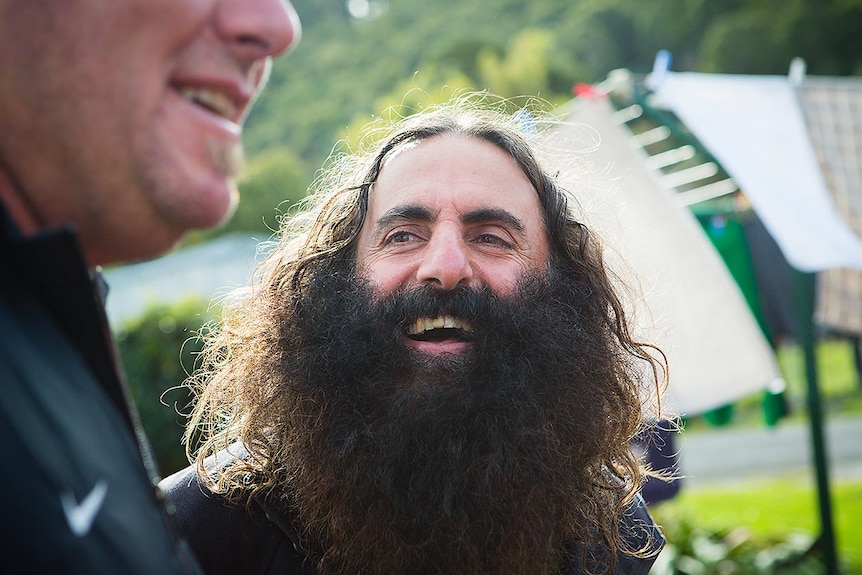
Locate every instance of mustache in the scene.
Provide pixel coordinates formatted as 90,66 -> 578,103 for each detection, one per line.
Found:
380,283 -> 500,337
295,270 -> 559,367
290,267 -> 592,402
317,270 -> 554,333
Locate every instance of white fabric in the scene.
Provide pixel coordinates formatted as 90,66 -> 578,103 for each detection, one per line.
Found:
548,98 -> 781,416
652,71 -> 862,272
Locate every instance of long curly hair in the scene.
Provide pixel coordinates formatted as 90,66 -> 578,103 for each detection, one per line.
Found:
184,94 -> 667,573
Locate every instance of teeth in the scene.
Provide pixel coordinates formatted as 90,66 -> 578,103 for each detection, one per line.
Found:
179,87 -> 237,119
407,315 -> 473,336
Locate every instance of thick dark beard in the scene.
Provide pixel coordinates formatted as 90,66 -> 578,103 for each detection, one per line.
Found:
268,262 -> 638,575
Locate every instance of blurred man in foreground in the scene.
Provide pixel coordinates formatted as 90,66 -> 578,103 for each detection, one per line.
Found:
0,1 -> 299,572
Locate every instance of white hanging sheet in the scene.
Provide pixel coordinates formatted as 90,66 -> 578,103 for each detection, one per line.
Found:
652,71 -> 862,272
549,98 -> 781,416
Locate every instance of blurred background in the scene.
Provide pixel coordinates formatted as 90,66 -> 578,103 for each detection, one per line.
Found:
105,1 -> 862,573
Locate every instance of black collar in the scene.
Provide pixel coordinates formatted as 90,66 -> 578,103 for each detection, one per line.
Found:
1,199 -> 132,427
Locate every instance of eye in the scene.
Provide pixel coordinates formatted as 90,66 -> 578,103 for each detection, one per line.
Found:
474,233 -> 513,249
384,230 -> 418,244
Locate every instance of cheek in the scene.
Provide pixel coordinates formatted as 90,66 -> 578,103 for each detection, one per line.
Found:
370,267 -> 404,295
359,258 -> 415,295
482,268 -> 520,296
476,259 -> 540,296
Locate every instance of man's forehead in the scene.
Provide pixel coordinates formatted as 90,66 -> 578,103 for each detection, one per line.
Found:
368,135 -> 540,210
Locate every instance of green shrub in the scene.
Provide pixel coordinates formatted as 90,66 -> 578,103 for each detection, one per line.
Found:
114,297 -> 215,476
650,479 -> 862,574
650,511 -> 826,575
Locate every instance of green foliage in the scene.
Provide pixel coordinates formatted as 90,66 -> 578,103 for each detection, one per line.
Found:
699,0 -> 862,75
476,29 -> 557,100
651,514 -> 828,574
182,146 -> 309,248
241,0 -> 862,179
339,68 -> 477,153
699,4 -> 801,74
115,298 -> 215,476
232,146 -> 309,232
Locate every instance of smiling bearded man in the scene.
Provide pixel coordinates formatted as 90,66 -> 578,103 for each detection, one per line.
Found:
161,98 -> 668,575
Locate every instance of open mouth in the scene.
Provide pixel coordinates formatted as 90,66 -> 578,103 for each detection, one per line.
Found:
406,315 -> 474,343
177,86 -> 238,120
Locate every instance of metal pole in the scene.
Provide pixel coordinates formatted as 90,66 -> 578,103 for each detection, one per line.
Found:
795,270 -> 839,574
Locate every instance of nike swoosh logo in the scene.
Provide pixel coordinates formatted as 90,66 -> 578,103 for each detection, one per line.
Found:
60,480 -> 109,537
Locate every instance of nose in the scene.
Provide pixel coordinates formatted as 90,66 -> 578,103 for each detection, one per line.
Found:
216,0 -> 301,59
416,228 -> 474,291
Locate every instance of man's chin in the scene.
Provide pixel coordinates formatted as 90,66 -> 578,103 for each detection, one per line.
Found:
217,184 -> 239,224
207,137 -> 244,181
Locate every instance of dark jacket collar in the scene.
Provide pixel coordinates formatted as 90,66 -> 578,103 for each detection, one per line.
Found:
1,199 -> 132,427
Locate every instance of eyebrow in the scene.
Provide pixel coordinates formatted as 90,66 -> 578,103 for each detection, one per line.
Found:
461,208 -> 525,233
372,205 -> 526,237
374,205 -> 435,236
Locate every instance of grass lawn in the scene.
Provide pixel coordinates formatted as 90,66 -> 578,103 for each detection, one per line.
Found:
776,338 -> 862,418
649,476 -> 862,573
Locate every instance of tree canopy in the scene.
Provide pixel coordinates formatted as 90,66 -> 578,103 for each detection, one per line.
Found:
216,0 -> 861,240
